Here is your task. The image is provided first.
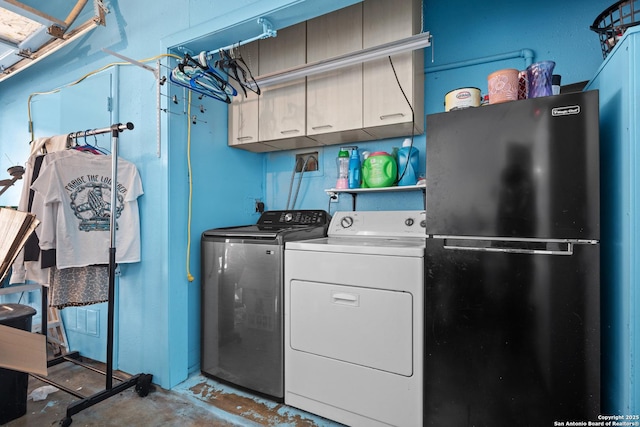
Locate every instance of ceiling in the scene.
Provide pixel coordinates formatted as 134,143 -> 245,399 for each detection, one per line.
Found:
0,0 -> 105,83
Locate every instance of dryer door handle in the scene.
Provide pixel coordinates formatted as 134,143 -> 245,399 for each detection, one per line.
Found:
331,292 -> 360,307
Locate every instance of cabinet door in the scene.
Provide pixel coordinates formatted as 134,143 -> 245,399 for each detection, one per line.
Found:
228,42 -> 270,151
363,0 -> 424,138
306,3 -> 371,145
258,22 -> 313,148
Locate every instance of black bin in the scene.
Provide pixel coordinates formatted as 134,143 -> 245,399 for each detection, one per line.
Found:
0,303 -> 37,424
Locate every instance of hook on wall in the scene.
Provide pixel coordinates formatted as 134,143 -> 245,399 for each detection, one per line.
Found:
160,92 -> 208,111
191,115 -> 207,125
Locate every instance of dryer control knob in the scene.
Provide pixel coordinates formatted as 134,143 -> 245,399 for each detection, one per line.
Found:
340,216 -> 354,228
284,212 -> 293,222
405,218 -> 415,227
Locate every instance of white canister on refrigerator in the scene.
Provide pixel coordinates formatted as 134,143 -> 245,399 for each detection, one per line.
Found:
444,87 -> 481,112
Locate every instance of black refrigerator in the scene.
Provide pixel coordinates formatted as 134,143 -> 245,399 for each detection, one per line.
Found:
425,90 -> 600,426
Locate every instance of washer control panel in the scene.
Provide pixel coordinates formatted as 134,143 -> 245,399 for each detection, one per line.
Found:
329,211 -> 426,238
257,210 -> 331,229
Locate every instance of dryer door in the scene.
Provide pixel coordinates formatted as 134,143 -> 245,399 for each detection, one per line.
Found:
290,280 -> 413,376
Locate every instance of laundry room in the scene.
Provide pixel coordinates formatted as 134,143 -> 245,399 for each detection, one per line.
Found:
0,0 -> 638,425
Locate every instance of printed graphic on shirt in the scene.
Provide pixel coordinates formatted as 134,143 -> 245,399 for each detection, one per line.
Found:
66,174 -> 126,232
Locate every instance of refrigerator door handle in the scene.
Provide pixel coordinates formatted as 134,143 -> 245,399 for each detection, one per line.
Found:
442,240 -> 574,256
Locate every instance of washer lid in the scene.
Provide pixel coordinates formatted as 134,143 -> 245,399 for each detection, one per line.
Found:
201,210 -> 331,241
202,225 -> 278,239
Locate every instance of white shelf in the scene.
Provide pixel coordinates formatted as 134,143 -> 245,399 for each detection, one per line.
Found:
325,183 -> 425,210
324,183 -> 425,195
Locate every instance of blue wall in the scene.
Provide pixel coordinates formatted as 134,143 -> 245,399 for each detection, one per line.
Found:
0,0 -> 361,389
0,0 -> 626,400
261,0 -> 613,213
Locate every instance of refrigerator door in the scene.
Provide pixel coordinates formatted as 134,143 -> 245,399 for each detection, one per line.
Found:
425,238 -> 600,425
426,90 -> 599,240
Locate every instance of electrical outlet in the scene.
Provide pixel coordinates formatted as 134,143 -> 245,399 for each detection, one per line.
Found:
330,193 -> 339,203
295,152 -> 319,172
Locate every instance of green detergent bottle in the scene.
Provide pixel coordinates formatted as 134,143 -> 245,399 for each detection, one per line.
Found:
362,151 -> 397,188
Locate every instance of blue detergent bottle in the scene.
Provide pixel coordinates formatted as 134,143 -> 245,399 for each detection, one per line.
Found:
397,138 -> 419,186
348,147 -> 361,189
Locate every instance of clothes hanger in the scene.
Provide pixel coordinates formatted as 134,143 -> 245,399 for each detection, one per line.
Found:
214,46 -> 261,96
71,130 -> 105,155
194,52 -> 239,95
169,66 -> 232,103
169,54 -> 237,103
89,132 -> 109,154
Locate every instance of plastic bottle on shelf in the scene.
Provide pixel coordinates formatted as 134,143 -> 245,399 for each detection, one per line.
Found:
397,138 -> 419,186
361,151 -> 371,188
348,147 -> 361,189
362,151 -> 397,188
336,148 -> 350,189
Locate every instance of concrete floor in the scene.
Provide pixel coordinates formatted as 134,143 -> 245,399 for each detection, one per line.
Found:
2,357 -> 343,427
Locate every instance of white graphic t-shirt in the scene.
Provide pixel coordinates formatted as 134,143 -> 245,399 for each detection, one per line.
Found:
31,150 -> 143,269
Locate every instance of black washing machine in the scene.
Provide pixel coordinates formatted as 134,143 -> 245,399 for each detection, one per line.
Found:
200,210 -> 330,400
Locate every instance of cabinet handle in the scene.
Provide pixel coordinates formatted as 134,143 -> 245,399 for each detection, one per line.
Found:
312,125 -> 333,130
280,129 -> 300,135
236,136 -> 253,141
380,113 -> 405,120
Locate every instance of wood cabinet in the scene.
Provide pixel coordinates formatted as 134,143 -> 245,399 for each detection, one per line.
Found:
227,42 -> 271,151
363,0 -> 424,138
306,3 -> 372,145
228,0 -> 425,152
257,22 -> 316,150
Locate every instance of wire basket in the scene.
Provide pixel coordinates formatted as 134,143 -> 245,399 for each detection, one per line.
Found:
591,0 -> 640,58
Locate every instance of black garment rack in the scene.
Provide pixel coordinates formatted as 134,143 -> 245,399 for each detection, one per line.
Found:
29,122 -> 153,427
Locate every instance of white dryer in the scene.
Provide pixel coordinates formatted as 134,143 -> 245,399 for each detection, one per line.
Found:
284,210 -> 425,427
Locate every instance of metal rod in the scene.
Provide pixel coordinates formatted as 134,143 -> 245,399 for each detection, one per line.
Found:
30,374 -> 86,399
102,48 -> 158,77
205,17 -> 276,57
254,31 -> 432,88
68,122 -> 134,139
60,356 -> 127,382
66,121 -> 133,391
430,235 -> 599,244
443,242 -> 574,256
156,59 -> 161,158
46,351 -> 81,368
104,125 -> 120,390
65,375 -> 143,420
